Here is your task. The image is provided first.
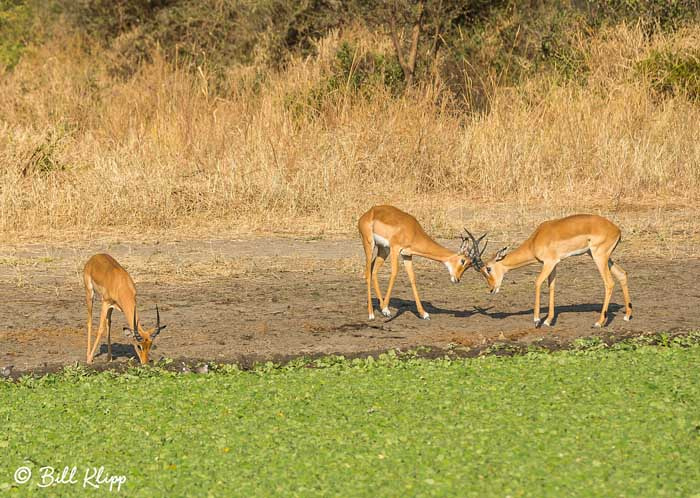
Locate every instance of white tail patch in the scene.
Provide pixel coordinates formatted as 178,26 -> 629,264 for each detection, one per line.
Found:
373,233 -> 390,248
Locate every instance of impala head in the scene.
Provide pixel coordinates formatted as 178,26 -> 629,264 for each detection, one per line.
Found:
481,247 -> 510,294
446,228 -> 488,283
123,305 -> 166,364
462,230 -> 509,293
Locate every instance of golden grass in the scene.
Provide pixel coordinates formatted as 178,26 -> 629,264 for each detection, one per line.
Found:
1,24 -> 698,241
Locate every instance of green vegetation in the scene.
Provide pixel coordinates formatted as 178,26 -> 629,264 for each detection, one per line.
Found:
2,341 -> 700,496
0,0 -> 36,69
3,0 -> 699,90
639,48 -> 700,100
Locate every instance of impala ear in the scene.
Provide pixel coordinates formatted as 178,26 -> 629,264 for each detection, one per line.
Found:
495,246 -> 509,261
123,326 -> 143,342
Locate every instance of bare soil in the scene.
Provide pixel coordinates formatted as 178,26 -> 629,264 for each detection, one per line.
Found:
1,237 -> 698,374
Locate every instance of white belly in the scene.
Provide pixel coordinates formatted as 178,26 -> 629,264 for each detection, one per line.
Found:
373,233 -> 390,248
563,247 -> 590,259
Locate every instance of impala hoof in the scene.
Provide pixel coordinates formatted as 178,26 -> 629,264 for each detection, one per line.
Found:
368,313 -> 375,321
421,312 -> 430,320
381,308 -> 392,317
593,322 -> 603,328
623,315 -> 631,322
543,320 -> 551,327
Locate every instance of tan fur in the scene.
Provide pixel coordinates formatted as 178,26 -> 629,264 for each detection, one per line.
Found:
83,253 -> 161,364
479,214 -> 632,327
358,205 -> 472,320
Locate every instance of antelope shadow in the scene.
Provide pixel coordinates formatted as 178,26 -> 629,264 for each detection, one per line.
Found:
376,298 -> 624,326
472,302 -> 624,326
96,343 -> 141,361
375,298 -> 490,322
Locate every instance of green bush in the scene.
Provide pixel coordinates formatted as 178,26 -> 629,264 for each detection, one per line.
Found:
0,0 -> 36,69
285,41 -> 404,120
638,49 -> 700,99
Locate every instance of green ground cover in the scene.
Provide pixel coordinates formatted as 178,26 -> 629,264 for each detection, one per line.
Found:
2,341 -> 700,496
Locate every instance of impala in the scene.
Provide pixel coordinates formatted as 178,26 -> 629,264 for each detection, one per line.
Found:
83,253 -> 166,364
467,214 -> 632,328
358,205 -> 485,320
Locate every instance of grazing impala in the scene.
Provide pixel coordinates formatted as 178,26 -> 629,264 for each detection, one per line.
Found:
358,205 -> 485,320
83,253 -> 166,364
467,214 -> 632,328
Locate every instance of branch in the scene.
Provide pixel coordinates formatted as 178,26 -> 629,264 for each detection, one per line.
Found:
389,2 -> 408,76
405,0 -> 425,86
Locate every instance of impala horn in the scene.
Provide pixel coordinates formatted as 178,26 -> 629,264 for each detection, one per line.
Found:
151,304 -> 166,339
464,228 -> 487,270
132,308 -> 143,343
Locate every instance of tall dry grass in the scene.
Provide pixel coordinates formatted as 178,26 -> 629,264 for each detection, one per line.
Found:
0,24 -> 698,240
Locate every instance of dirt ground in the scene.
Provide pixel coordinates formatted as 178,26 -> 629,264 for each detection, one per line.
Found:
1,235 -> 698,374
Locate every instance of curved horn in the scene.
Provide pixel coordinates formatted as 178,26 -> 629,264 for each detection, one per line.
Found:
151,304 -> 166,339
463,228 -> 487,269
479,236 -> 488,257
132,308 -> 143,342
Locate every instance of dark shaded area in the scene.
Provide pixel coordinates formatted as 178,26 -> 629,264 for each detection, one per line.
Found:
3,0 -> 699,105
4,328 -> 698,380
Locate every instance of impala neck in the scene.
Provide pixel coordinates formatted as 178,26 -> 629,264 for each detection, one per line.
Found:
410,236 -> 456,262
500,240 -> 538,270
121,301 -> 142,332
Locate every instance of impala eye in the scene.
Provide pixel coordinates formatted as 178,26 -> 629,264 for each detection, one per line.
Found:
460,258 -> 466,265
486,267 -> 492,274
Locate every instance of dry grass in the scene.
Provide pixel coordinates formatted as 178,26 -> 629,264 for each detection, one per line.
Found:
0,24 -> 698,242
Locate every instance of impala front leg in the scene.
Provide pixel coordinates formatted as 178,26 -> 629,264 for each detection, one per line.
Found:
534,262 -> 556,327
88,301 -> 110,363
543,266 -> 557,326
381,250 -> 400,317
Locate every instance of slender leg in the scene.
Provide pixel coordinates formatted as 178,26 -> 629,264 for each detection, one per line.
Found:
609,261 -> 632,321
534,261 -> 557,326
381,250 -> 400,317
362,235 -> 375,320
371,246 -> 389,306
89,301 -> 110,362
85,284 -> 94,363
106,307 -> 114,362
543,266 -> 557,326
402,256 -> 429,319
592,251 -> 615,328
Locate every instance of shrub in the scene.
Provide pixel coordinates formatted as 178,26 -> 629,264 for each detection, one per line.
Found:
638,48 -> 700,99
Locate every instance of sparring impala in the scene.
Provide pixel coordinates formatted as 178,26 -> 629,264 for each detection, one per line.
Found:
358,205 -> 485,320
467,214 -> 632,328
83,253 -> 166,364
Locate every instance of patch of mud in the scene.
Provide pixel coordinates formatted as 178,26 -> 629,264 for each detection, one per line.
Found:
1,239 -> 698,375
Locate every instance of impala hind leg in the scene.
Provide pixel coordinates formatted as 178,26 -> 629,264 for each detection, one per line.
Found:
381,250 -> 400,317
610,260 -> 632,321
592,251 -> 615,328
361,233 -> 375,320
402,255 -> 429,320
106,307 -> 114,361
85,278 -> 94,363
534,261 -> 557,327
372,246 -> 389,308
88,301 -> 110,362
543,266 -> 558,326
